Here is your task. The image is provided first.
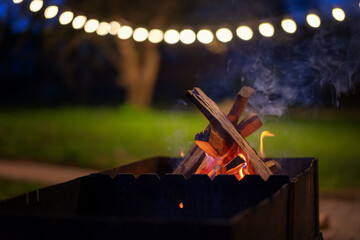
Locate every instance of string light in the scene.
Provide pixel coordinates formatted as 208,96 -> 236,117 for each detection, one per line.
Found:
306,13 -> 321,28
29,0 -> 43,12
118,25 -> 133,40
96,22 -> 110,36
15,1 -> 351,45
133,27 -> 149,42
259,23 -> 274,37
164,29 -> 180,44
44,6 -> 58,19
216,28 -> 233,43
197,29 -> 214,44
59,11 -> 74,25
148,29 -> 163,43
109,21 -> 121,35
72,15 -> 87,29
281,19 -> 297,33
180,29 -> 196,44
332,8 -> 345,21
236,26 -> 253,41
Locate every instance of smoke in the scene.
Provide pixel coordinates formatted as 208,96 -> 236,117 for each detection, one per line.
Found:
196,20 -> 360,116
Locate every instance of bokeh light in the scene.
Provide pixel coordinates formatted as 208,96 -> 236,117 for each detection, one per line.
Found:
13,0 -> 23,4
259,23 -> 274,37
306,13 -> 321,28
59,11 -> 74,25
180,29 -> 196,44
44,6 -> 58,19
109,21 -> 120,35
332,8 -> 345,21
96,22 -> 110,36
118,25 -> 133,40
148,29 -> 163,43
164,29 -> 180,44
72,15 -> 87,29
281,19 -> 297,33
236,26 -> 253,41
197,29 -> 214,44
216,28 -> 233,43
29,0 -> 43,12
133,27 -> 149,42
84,19 -> 99,33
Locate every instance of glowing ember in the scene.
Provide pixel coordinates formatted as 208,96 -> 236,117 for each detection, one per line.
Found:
179,202 -> 184,209
260,131 -> 275,159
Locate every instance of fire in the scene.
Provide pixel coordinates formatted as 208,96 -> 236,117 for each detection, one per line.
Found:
180,150 -> 184,158
260,131 -> 275,159
179,202 -> 184,209
237,153 -> 247,180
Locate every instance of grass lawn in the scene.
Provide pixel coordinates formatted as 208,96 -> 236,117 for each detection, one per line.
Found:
0,105 -> 359,191
0,178 -> 44,200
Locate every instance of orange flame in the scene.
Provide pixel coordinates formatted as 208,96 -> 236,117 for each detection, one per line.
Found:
238,153 -> 247,180
180,150 -> 184,158
179,202 -> 184,209
260,131 -> 275,159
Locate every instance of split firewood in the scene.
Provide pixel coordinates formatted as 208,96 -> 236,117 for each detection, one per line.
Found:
227,86 -> 254,125
264,160 -> 279,173
185,87 -> 272,180
173,86 -> 254,178
195,128 -> 228,158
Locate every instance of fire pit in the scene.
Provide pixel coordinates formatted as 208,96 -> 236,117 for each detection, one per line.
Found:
0,157 -> 321,240
0,87 -> 322,239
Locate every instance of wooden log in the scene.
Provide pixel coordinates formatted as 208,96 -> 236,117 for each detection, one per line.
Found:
197,113 -> 263,161
236,113 -> 263,138
173,144 -> 205,178
186,87 -> 272,180
195,128 -> 228,158
228,86 -> 254,125
173,86 -> 254,178
194,87 -> 255,158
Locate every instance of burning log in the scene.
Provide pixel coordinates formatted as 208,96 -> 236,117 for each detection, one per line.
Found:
185,87 -> 272,180
195,128 -> 227,158
194,113 -> 263,175
173,86 -> 254,178
194,113 -> 262,159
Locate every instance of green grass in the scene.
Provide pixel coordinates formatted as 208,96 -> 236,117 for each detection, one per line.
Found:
0,178 -> 44,201
0,105 -> 359,190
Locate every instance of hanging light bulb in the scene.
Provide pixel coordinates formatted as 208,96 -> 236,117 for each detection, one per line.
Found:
281,19 -> 297,33
118,25 -> 133,40
72,15 -> 87,29
216,28 -> 233,43
332,8 -> 345,21
96,22 -> 110,36
180,29 -> 196,44
84,19 -> 99,33
236,26 -> 253,41
44,6 -> 58,19
109,21 -> 121,35
306,13 -> 321,28
164,29 -> 180,44
197,29 -> 214,44
259,23 -> 274,37
133,27 -> 149,42
59,11 -> 74,25
148,29 -> 164,43
29,0 -> 43,12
